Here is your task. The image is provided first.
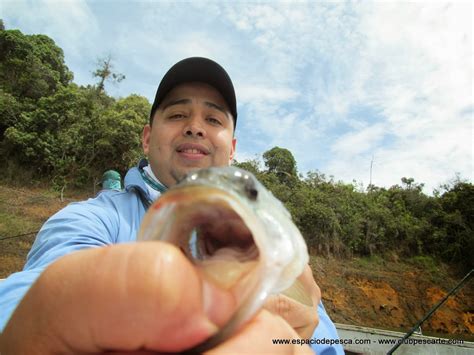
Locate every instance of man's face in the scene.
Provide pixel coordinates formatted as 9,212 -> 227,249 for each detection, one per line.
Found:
142,82 -> 237,188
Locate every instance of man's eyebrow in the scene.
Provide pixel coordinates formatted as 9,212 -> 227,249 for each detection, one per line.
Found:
161,98 -> 191,111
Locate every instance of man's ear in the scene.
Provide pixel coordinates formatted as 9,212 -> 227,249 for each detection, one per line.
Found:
229,137 -> 237,163
142,124 -> 151,156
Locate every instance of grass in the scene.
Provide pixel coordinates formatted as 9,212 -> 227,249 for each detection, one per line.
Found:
0,209 -> 37,278
0,183 -> 88,278
353,254 -> 385,268
408,255 -> 439,272
0,211 -> 39,237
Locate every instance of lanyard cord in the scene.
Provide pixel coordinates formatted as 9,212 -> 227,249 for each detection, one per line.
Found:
140,168 -> 168,193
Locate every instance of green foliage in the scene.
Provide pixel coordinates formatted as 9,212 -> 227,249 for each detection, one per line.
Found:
0,29 -> 72,100
93,94 -> 149,173
353,255 -> 385,268
243,153 -> 473,272
290,186 -> 342,256
0,89 -> 21,137
93,55 -> 125,93
263,146 -> 297,185
232,159 -> 261,176
2,84 -> 149,188
435,182 -> 474,269
408,255 -> 439,274
0,28 -> 149,189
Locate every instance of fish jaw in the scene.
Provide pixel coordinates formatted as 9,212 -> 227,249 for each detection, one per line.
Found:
137,185 -> 270,297
256,207 -> 309,293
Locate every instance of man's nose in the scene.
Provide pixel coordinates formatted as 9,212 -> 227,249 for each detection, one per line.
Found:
183,115 -> 206,138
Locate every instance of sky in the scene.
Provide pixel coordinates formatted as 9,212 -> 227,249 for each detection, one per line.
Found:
2,0 -> 473,193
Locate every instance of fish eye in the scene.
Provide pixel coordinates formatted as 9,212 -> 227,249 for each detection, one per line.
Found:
246,186 -> 258,200
230,169 -> 258,201
244,179 -> 258,201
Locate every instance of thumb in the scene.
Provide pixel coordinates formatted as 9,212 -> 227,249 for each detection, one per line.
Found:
2,242 -> 236,354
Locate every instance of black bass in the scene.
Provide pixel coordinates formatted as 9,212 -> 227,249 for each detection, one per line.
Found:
137,166 -> 310,351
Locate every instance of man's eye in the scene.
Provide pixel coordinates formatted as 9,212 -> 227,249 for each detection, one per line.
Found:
207,117 -> 222,125
169,114 -> 186,120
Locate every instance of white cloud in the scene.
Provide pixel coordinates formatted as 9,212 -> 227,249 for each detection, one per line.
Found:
237,85 -> 299,104
331,124 -> 388,157
2,0 -> 99,58
226,1 -> 472,192
350,1 -> 473,191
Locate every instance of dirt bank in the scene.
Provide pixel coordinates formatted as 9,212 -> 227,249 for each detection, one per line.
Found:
312,256 -> 473,341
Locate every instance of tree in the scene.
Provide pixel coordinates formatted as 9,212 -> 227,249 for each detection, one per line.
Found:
3,84 -> 91,176
232,158 -> 261,176
0,89 -> 21,137
92,94 -> 150,174
93,55 -> 125,93
0,29 -> 72,100
401,176 -> 424,191
3,82 -> 150,188
263,146 -> 298,185
436,181 -> 474,270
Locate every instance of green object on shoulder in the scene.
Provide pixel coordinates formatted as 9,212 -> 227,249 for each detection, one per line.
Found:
102,170 -> 122,190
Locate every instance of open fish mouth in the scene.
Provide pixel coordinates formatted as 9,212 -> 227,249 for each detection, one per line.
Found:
174,191 -> 257,262
189,213 -> 260,292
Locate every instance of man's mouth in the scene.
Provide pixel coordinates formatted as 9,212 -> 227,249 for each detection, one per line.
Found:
179,148 -> 206,154
176,143 -> 210,158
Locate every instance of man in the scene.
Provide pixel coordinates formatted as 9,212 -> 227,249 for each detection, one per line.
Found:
0,57 -> 343,354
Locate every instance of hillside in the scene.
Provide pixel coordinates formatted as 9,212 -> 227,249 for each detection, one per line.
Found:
0,183 -> 472,342
312,256 -> 473,341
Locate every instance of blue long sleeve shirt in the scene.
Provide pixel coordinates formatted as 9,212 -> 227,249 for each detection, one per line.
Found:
0,165 -> 343,354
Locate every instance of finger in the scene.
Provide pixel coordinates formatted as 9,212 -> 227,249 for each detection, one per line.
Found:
296,264 -> 321,338
264,294 -> 316,329
263,264 -> 321,339
298,264 -> 321,306
205,310 -> 313,354
1,242 -> 236,354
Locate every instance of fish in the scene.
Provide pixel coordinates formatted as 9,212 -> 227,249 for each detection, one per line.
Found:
137,166 -> 310,351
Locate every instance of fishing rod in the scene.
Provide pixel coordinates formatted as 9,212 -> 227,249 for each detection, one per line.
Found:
387,268 -> 473,354
0,231 -> 39,241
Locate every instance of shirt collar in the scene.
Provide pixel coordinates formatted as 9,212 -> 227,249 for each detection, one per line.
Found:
139,160 -> 168,201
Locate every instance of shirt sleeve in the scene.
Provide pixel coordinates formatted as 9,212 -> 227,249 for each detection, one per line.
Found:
0,198 -> 118,332
310,301 -> 345,354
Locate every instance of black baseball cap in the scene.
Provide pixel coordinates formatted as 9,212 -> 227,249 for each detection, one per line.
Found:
149,57 -> 237,127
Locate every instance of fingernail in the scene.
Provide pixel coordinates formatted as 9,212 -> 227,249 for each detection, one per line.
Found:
199,316 -> 219,335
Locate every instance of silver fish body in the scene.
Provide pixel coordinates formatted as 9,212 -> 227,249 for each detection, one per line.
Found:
137,166 -> 309,351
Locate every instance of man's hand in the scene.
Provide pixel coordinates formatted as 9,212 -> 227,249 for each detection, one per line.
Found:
264,264 -> 321,338
0,242 -> 312,354
207,310 -> 313,355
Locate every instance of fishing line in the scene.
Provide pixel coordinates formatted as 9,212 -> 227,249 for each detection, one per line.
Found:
387,268 -> 473,354
0,231 -> 38,241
